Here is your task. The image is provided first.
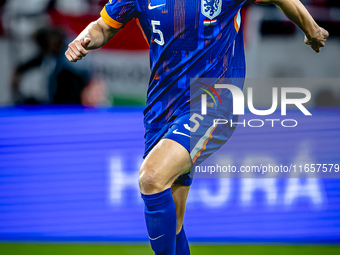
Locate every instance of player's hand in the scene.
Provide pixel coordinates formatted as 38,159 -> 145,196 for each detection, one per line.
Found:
304,27 -> 329,53
65,38 -> 91,62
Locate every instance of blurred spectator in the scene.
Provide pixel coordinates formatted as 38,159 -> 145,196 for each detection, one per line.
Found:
315,89 -> 340,107
81,77 -> 106,106
0,0 -> 6,35
11,27 -> 90,104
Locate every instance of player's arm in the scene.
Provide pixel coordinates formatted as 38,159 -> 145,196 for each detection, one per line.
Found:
65,18 -> 120,62
257,0 -> 329,53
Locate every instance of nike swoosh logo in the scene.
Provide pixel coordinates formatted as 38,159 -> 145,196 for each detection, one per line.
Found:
173,129 -> 191,138
148,3 -> 165,10
148,234 -> 164,241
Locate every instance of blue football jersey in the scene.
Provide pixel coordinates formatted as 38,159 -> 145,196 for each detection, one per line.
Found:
101,0 -> 260,130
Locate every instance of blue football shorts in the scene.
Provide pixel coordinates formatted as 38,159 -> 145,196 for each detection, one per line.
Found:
144,91 -> 238,186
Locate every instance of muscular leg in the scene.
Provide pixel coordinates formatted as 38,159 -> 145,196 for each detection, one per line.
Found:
171,184 -> 190,235
172,184 -> 191,255
139,138 -> 191,255
139,138 -> 191,194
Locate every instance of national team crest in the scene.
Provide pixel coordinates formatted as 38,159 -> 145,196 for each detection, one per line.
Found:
201,0 -> 222,20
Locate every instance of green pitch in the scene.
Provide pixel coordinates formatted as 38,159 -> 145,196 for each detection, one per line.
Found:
0,244 -> 339,255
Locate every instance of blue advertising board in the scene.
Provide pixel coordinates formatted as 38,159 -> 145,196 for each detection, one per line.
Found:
0,107 -> 339,243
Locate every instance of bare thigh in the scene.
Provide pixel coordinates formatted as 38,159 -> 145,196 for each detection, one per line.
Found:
139,138 -> 192,195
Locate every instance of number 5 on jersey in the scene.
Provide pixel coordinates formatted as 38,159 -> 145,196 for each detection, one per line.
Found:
184,113 -> 204,133
151,20 -> 164,46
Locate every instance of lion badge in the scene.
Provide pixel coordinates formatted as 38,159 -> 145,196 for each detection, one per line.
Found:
201,0 -> 222,20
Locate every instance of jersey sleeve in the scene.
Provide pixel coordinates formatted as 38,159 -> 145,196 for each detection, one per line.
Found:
100,0 -> 137,29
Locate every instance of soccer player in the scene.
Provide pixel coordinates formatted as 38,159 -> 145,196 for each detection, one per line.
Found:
65,0 -> 328,254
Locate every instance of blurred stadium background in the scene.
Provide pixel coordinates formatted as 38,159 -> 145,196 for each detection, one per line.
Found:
0,0 -> 339,254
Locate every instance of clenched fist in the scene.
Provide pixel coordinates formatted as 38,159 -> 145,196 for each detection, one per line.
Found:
65,37 -> 92,62
305,27 -> 329,53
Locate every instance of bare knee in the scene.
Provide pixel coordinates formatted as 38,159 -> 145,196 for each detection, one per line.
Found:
139,167 -> 167,194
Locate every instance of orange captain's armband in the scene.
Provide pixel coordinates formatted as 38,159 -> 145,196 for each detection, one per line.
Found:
100,7 -> 124,29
